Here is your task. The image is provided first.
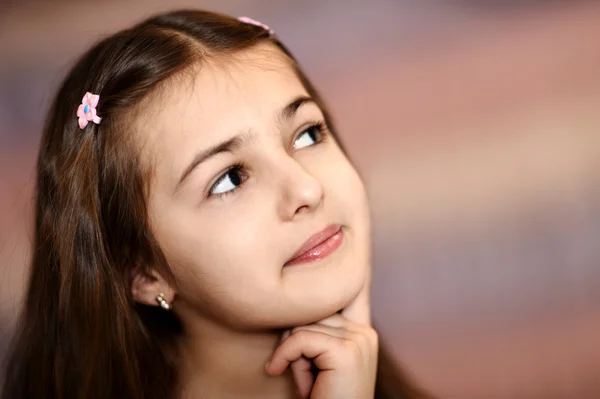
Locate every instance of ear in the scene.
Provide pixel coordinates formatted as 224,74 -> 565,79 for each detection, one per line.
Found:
131,267 -> 176,307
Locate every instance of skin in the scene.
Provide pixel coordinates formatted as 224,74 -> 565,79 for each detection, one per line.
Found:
131,43 -> 377,399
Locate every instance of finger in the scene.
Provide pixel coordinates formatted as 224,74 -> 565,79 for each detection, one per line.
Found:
299,313 -> 368,336
313,313 -> 346,328
291,323 -> 347,339
279,329 -> 314,397
282,328 -> 314,398
290,356 -> 314,398
265,330 -> 343,376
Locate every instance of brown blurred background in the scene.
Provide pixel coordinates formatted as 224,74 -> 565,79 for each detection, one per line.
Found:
1,1 -> 600,397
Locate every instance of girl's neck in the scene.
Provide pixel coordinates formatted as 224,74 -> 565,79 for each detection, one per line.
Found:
176,313 -> 299,399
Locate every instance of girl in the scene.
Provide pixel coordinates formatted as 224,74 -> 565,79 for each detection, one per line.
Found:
2,9 -> 431,399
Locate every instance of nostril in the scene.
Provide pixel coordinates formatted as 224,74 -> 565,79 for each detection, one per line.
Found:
294,204 -> 311,215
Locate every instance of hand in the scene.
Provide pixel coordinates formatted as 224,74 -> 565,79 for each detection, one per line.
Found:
265,284 -> 377,398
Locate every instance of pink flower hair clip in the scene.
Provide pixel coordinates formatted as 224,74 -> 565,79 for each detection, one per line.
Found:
237,16 -> 274,35
77,92 -> 102,129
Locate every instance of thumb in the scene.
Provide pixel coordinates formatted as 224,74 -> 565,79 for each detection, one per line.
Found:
342,279 -> 372,326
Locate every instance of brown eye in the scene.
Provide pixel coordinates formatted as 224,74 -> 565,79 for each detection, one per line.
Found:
293,123 -> 324,150
209,164 -> 246,197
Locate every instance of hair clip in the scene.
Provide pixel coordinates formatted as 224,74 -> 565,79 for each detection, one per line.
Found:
237,16 -> 274,35
77,92 -> 102,129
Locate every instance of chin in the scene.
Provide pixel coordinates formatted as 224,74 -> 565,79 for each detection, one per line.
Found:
282,271 -> 367,327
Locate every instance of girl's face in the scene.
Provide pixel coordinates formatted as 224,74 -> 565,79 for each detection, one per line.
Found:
138,44 -> 371,329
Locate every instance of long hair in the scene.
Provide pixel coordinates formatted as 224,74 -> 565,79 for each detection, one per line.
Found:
2,9 -> 431,399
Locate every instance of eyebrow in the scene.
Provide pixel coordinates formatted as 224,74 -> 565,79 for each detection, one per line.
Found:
175,95 -> 316,191
280,95 -> 315,123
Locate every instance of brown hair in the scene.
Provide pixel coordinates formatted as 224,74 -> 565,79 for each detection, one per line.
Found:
2,9 -> 431,399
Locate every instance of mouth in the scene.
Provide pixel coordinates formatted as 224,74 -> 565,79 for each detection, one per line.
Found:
284,224 -> 344,267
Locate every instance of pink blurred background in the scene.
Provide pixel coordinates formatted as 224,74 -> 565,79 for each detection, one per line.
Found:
1,1 -> 600,397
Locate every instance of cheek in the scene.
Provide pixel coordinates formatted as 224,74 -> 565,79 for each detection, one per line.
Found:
336,162 -> 372,280
152,202 -> 279,312
326,155 -> 371,227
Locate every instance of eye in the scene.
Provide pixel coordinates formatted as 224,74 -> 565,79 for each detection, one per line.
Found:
209,163 -> 247,197
293,122 -> 325,150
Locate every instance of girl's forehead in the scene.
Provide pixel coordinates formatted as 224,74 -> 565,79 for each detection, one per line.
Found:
138,44 -> 313,187
149,44 -> 307,129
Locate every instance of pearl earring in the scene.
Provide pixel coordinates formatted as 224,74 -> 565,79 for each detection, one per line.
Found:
155,293 -> 171,310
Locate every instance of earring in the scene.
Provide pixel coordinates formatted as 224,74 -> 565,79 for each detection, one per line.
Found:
155,293 -> 171,310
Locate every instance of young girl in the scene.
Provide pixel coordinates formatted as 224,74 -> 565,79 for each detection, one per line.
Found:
2,9 -> 431,399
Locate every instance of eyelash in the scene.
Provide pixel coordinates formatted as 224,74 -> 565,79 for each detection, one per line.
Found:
296,121 -> 327,149
208,161 -> 248,200
208,122 -> 328,200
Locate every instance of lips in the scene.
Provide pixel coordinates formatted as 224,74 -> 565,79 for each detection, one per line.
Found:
284,224 -> 344,266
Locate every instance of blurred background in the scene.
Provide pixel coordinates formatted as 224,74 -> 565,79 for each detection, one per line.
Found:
1,0 -> 600,397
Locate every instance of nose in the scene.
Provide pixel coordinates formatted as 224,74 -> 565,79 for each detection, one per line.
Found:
276,157 -> 324,221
